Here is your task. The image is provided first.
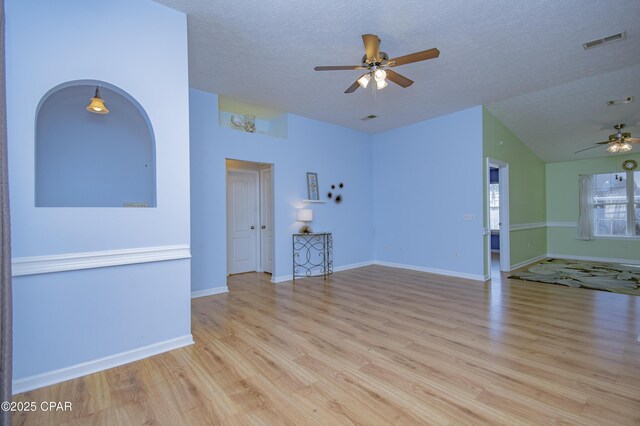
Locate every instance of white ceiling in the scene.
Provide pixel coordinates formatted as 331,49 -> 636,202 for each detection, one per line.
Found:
153,0 -> 640,161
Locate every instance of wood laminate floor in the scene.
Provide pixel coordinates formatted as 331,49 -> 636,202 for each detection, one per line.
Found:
13,265 -> 640,425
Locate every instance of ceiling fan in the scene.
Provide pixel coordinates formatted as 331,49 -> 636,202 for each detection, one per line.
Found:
575,124 -> 640,154
314,34 -> 439,94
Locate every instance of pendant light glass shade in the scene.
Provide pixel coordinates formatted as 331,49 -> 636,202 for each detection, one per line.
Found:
86,87 -> 109,114
376,79 -> 388,90
607,143 -> 620,153
620,142 -> 632,152
374,69 -> 387,82
357,73 -> 371,88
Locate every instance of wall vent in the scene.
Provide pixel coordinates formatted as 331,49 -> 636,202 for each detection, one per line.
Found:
583,32 -> 626,50
360,114 -> 378,121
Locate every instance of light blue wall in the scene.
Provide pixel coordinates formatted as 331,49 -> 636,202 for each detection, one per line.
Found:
189,89 -> 374,289
13,261 -> 190,379
7,0 -> 190,257
36,84 -> 156,207
7,0 -> 191,380
372,107 -> 485,279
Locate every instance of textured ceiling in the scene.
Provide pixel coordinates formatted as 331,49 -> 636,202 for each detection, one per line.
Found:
486,63 -> 640,163
153,0 -> 640,160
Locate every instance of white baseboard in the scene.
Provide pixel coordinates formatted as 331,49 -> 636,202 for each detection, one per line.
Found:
271,274 -> 292,284
13,334 -> 194,394
373,260 -> 486,281
509,254 -> 548,271
191,286 -> 228,298
271,261 -> 376,284
12,245 -> 191,276
546,253 -> 640,265
334,261 -> 376,272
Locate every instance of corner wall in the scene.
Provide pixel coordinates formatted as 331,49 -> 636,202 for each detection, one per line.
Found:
372,106 -> 485,280
7,0 -> 192,390
483,108 -> 547,271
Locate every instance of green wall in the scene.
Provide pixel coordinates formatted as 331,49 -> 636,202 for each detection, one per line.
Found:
483,108 -> 547,273
546,153 -> 640,260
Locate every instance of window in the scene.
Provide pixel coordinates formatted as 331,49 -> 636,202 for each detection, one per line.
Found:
593,171 -> 639,237
489,183 -> 500,231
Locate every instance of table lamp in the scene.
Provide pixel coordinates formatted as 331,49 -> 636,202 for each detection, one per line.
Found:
296,208 -> 313,233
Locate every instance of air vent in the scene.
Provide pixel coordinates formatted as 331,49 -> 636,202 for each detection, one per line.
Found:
360,114 -> 378,121
607,96 -> 634,106
583,32 -> 626,50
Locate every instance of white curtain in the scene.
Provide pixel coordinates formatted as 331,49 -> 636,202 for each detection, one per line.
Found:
577,174 -> 594,240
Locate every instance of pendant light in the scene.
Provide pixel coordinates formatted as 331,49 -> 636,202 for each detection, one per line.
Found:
86,86 -> 109,114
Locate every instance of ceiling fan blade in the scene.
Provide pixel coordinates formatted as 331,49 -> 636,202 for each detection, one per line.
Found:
362,34 -> 380,62
314,65 -> 366,71
596,141 -> 611,145
625,138 -> 640,143
344,80 -> 360,94
388,48 -> 440,67
575,145 -> 603,153
385,70 -> 414,88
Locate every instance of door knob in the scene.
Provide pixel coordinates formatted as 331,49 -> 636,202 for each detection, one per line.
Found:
250,226 -> 255,230
261,225 -> 266,229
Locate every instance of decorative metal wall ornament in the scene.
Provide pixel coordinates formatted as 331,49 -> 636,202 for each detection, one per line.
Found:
327,181 -> 345,204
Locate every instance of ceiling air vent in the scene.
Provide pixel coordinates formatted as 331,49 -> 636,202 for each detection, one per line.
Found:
360,114 -> 378,121
583,32 -> 626,50
607,96 -> 634,106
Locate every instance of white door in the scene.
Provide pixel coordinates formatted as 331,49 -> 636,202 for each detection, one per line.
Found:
260,168 -> 273,273
227,170 -> 259,274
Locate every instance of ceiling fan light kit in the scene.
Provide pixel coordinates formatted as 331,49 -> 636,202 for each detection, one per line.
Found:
314,34 -> 439,94
607,142 -> 632,153
575,123 -> 640,154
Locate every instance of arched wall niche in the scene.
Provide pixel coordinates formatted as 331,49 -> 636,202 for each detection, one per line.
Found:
35,80 -> 157,207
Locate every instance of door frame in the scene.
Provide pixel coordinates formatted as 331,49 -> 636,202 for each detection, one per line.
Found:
486,157 -> 510,273
226,168 -> 260,274
259,167 -> 274,274
226,162 -> 275,277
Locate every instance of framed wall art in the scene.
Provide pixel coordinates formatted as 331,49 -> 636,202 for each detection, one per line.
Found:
306,172 -> 319,200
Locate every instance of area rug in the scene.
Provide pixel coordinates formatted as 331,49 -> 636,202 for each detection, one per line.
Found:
509,258 -> 640,296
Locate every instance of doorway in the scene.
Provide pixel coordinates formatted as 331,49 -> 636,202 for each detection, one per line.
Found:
226,159 -> 274,276
486,158 -> 510,277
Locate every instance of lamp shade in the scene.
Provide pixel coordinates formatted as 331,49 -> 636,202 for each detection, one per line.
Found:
86,87 -> 109,114
296,208 -> 313,222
